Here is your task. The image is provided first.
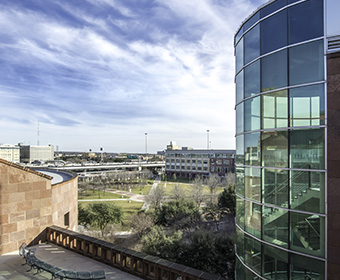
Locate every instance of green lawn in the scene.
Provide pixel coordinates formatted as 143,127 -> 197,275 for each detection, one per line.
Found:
79,190 -> 128,199
158,182 -> 224,196
130,184 -> 153,195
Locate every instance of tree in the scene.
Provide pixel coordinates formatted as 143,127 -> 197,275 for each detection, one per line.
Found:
84,202 -> 124,236
78,204 -> 92,226
156,198 -> 200,227
218,184 -> 236,216
206,174 -> 221,203
131,212 -> 155,237
146,185 -> 165,209
190,176 -> 205,206
172,184 -> 184,201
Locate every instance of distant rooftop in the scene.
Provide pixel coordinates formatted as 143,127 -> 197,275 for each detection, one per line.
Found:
34,169 -> 76,185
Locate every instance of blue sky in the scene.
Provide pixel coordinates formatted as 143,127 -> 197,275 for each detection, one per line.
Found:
0,0 -> 266,153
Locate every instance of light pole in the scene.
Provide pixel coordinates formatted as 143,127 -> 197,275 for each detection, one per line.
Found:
145,132 -> 148,155
207,130 -> 210,150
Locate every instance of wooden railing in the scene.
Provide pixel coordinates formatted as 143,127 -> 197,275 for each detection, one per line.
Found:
36,226 -> 226,280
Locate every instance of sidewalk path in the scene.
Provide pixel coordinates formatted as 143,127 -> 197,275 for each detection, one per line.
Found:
141,176 -> 161,211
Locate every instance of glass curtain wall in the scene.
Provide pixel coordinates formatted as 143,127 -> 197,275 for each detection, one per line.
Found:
234,0 -> 326,279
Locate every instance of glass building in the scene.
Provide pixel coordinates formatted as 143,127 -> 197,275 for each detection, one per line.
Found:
234,0 -> 340,279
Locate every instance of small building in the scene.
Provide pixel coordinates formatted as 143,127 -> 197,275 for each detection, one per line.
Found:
165,142 -> 235,179
0,144 -> 20,163
19,144 -> 54,163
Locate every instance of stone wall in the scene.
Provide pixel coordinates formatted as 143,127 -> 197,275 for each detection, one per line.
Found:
52,176 -> 78,232
0,159 -> 78,254
327,51 -> 340,278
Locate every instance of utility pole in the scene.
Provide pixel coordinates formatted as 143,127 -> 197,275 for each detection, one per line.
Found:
207,130 -> 210,150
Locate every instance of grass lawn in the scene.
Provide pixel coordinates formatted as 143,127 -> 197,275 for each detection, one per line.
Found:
79,190 -> 128,199
130,184 -> 152,195
158,182 -> 224,197
79,200 -> 144,229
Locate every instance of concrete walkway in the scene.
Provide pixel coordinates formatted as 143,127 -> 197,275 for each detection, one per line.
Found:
0,243 -> 141,280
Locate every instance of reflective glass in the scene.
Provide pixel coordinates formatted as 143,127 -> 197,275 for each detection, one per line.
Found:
261,49 -> 287,92
288,0 -> 323,44
236,227 -> 245,261
263,244 -> 288,279
262,90 -> 288,129
244,132 -> 261,166
245,97 -> 260,132
289,84 -> 325,127
236,258 -> 245,280
236,103 -> 244,135
244,234 -> 261,274
236,38 -> 244,73
262,169 -> 289,207
263,206 -> 289,247
289,40 -> 324,86
290,212 -> 325,258
236,167 -> 245,197
244,12 -> 260,31
244,25 -> 260,65
236,197 -> 245,229
290,253 -> 325,280
290,171 -> 325,214
245,60 -> 260,98
262,130 -> 288,168
261,0 -> 287,18
261,9 -> 287,55
245,200 -> 261,238
236,135 -> 245,165
245,167 -> 261,202
236,71 -> 244,104
235,26 -> 244,46
290,128 -> 325,170
245,268 -> 260,280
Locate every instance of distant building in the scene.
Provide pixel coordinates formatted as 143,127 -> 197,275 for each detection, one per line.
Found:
0,144 -> 20,163
165,142 -> 235,179
19,144 -> 54,163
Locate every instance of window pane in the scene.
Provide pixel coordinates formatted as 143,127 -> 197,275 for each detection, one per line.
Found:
290,212 -> 325,258
235,26 -> 243,46
236,38 -> 244,73
289,84 -> 325,127
262,169 -> 289,207
288,0 -> 323,44
262,130 -> 288,168
245,167 -> 261,202
236,258 -> 245,280
236,135 -> 244,165
261,49 -> 287,92
263,206 -> 289,247
290,171 -> 325,214
262,90 -> 288,129
261,9 -> 287,55
289,40 -> 324,86
244,11 -> 260,31
244,234 -> 261,273
263,244 -> 288,279
244,132 -> 261,166
290,128 -> 325,170
236,103 -> 244,134
236,197 -> 245,229
290,253 -> 325,280
261,0 -> 287,18
245,200 -> 261,238
236,227 -> 244,261
236,71 -> 244,104
244,24 -> 260,65
245,97 -> 260,132
236,167 -> 245,197
245,60 -> 260,98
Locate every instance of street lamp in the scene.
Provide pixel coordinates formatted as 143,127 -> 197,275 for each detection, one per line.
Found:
207,130 -> 210,150
145,132 -> 148,155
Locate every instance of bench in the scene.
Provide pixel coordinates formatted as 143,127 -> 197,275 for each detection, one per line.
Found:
19,243 -> 105,280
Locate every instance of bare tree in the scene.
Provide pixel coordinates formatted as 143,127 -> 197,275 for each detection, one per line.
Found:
146,186 -> 165,209
191,176 -> 205,206
206,174 -> 221,204
172,184 -> 184,201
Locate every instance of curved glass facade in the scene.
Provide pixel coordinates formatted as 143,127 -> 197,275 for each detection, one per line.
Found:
234,0 -> 326,279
